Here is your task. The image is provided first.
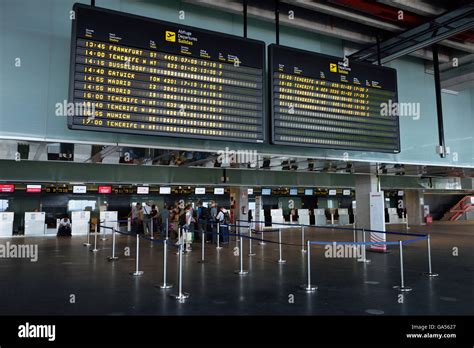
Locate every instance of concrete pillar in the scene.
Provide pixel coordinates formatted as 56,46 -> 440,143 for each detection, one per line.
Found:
405,190 -> 424,225
355,174 -> 385,242
355,175 -> 378,229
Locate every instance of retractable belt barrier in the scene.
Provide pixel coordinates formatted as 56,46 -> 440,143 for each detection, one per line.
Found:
88,219 -> 437,303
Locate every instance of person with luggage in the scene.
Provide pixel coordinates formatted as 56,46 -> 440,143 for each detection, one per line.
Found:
210,201 -> 218,243
216,206 -> 231,244
196,200 -> 210,242
142,202 -> 152,236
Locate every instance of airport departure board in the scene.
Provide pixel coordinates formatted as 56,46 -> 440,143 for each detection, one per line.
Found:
68,4 -> 265,143
269,45 -> 400,152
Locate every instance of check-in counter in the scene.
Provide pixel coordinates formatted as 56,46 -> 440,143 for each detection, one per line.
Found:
0,212 -> 14,237
298,209 -> 310,226
99,211 -> 118,232
387,207 -> 400,223
71,211 -> 90,235
338,208 -> 350,225
314,209 -> 327,226
24,212 -> 46,235
271,208 -> 288,228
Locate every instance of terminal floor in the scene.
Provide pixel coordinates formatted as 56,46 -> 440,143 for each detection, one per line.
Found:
0,224 -> 472,316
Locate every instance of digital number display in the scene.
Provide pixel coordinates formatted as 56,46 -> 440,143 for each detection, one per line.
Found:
68,4 -> 265,143
269,45 -> 400,152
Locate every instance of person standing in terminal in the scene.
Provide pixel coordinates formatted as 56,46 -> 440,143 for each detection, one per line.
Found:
197,200 -> 210,243
130,202 -> 143,234
216,206 -> 230,244
150,204 -> 158,234
210,201 -> 218,243
171,203 -> 180,239
181,204 -> 194,252
142,202 -> 152,236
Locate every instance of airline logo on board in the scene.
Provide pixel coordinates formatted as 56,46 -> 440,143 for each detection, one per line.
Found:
165,31 -> 176,42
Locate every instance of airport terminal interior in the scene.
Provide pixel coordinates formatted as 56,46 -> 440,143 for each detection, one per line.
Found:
0,0 -> 473,321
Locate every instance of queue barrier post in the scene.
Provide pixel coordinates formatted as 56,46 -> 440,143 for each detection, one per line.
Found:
393,240 -> 412,292
300,240 -> 317,292
198,229 -> 206,264
158,238 -> 173,289
91,223 -> 99,252
277,228 -> 286,264
83,222 -> 92,247
259,227 -> 266,245
216,223 -> 222,250
130,233 -> 144,276
234,229 -> 248,275
423,235 -> 439,277
248,225 -> 255,256
300,226 -> 306,253
357,229 -> 371,263
107,227 -> 119,261
170,238 -> 189,301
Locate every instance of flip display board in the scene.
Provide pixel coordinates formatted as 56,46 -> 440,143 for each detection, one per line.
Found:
269,44 -> 399,152
69,4 -> 265,143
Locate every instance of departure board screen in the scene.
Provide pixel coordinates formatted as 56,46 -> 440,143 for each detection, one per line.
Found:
68,4 -> 265,143
269,45 -> 400,152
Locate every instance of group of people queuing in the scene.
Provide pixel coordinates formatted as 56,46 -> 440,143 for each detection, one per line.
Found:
129,200 -> 231,253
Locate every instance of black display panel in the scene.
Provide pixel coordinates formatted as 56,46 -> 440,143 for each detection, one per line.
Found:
68,4 -> 265,143
269,44 -> 400,152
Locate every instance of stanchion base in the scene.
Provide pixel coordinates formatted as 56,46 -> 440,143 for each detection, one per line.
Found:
393,285 -> 412,292
130,271 -> 144,276
234,270 -> 249,275
170,292 -> 189,300
100,238 -> 107,241
259,242 -> 266,245
423,272 -> 439,277
91,249 -> 100,252
299,284 -> 318,292
357,259 -> 371,263
301,249 -> 307,253
198,260 -> 207,264
277,259 -> 287,264
83,243 -> 91,247
107,256 -> 119,261
248,253 -> 256,256
157,284 -> 173,289
216,246 -> 223,250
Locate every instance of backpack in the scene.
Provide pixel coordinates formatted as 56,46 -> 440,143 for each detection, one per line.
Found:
179,211 -> 186,226
223,211 -> 231,225
200,207 -> 209,220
